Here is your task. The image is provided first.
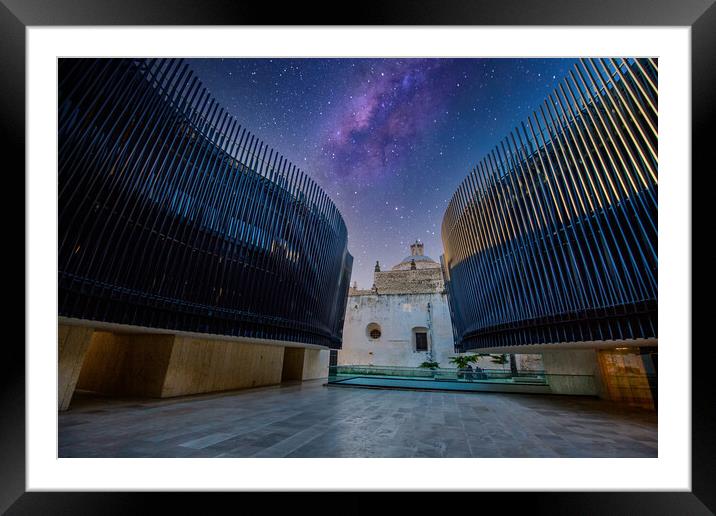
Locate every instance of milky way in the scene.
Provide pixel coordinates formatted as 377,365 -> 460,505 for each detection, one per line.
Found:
190,58 -> 578,288
320,59 -> 454,182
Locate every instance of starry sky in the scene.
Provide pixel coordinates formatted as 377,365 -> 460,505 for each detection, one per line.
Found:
190,58 -> 579,288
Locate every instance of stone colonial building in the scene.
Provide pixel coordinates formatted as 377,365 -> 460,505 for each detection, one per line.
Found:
338,241 -> 455,368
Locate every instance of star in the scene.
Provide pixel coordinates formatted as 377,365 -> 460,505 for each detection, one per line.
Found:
188,57 -> 579,288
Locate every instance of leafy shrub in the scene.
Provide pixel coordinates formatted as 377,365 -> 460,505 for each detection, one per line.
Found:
419,360 -> 440,370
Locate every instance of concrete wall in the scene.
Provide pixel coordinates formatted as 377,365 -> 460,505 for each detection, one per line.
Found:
76,331 -> 286,398
59,321 -> 330,410
58,325 -> 95,411
161,336 -> 285,397
77,332 -> 174,397
515,354 -> 544,372
282,347 -> 306,381
541,349 -> 605,396
281,348 -> 330,381
339,292 -> 455,368
302,349 -> 330,380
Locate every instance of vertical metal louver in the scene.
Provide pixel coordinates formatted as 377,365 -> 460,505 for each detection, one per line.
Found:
441,58 -> 658,351
58,58 -> 353,349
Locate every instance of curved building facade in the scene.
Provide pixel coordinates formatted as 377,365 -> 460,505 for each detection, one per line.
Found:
442,58 -> 657,354
58,58 -> 353,349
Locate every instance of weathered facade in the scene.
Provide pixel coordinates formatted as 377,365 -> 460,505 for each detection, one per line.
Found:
339,242 -> 455,368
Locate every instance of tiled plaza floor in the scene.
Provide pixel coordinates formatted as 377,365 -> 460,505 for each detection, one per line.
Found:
59,380 -> 657,458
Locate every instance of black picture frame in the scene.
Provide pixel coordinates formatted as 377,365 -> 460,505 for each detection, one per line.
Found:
3,0 -> 712,512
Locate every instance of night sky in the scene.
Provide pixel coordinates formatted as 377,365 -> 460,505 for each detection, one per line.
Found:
190,58 -> 578,288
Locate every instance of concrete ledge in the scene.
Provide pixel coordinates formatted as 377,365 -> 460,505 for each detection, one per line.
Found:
467,338 -> 657,354
58,316 -> 330,350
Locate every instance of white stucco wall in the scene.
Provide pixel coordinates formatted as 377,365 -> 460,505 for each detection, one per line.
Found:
338,292 -> 455,368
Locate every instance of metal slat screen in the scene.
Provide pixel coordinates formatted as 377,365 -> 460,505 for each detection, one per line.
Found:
441,58 -> 658,351
58,58 -> 353,349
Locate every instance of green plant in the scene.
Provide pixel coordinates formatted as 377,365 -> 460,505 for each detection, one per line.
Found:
419,360 -> 440,370
449,354 -> 479,369
489,354 -> 508,365
490,354 -> 509,371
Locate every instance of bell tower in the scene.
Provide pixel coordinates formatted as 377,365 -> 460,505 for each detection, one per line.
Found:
410,240 -> 424,257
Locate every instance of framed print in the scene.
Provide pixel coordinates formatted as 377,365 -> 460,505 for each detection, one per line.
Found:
3,0 -> 713,512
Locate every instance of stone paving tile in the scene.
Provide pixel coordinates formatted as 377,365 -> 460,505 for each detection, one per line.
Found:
179,432 -> 237,449
59,380 -> 657,458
